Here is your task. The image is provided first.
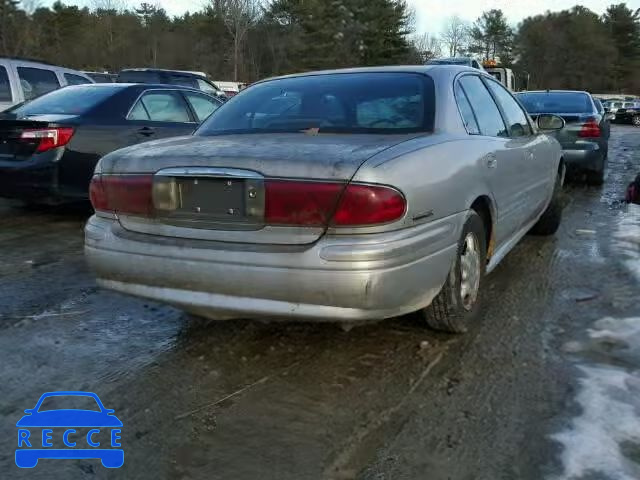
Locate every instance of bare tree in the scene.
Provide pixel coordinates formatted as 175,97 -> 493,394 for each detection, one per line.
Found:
411,32 -> 442,62
213,0 -> 260,81
441,15 -> 469,57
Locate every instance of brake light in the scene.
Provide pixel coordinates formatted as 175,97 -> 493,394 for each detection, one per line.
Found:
579,118 -> 601,138
333,184 -> 406,226
89,174 -> 153,216
264,180 -> 406,227
20,127 -> 74,153
265,180 -> 343,226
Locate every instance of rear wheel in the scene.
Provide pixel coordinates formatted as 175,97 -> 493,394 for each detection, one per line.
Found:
585,154 -> 606,186
423,212 -> 486,333
632,115 -> 640,126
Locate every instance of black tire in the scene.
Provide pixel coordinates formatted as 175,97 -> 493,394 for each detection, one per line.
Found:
423,212 -> 486,333
632,115 -> 640,127
586,169 -> 605,186
530,172 -> 563,235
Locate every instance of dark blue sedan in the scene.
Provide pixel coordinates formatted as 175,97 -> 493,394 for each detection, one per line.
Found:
0,83 -> 222,204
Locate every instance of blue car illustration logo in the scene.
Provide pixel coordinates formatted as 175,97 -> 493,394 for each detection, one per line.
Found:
16,391 -> 123,468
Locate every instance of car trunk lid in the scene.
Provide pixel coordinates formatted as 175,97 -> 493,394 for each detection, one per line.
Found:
100,133 -> 417,245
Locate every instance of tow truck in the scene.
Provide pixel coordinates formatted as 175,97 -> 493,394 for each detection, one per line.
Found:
482,59 -> 519,92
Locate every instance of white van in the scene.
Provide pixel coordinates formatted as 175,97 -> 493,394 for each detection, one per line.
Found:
0,58 -> 94,111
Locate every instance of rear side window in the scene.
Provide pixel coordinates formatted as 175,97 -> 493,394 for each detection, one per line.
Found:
18,67 -> 60,100
64,73 -> 90,86
0,66 -> 12,102
197,79 -> 219,95
184,92 -> 221,122
517,92 -> 592,114
459,76 -> 507,137
594,99 -> 604,114
128,91 -> 192,123
485,80 -> 532,137
454,82 -> 480,134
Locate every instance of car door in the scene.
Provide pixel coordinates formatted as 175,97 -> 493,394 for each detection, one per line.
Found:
457,74 -> 527,245
483,78 -> 551,224
126,89 -> 199,142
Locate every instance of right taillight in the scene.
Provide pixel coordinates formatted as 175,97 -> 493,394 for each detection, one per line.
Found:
89,174 -> 153,216
264,180 -> 406,227
332,183 -> 406,226
579,118 -> 601,138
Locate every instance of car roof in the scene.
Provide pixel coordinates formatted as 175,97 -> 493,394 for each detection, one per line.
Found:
255,65 -> 485,84
120,68 -> 206,78
519,90 -> 590,95
64,82 -> 211,94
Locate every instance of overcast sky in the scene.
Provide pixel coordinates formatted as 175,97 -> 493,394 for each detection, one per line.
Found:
44,0 -> 640,33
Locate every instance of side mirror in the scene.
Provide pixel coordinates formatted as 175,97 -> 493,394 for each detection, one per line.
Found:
537,114 -> 565,131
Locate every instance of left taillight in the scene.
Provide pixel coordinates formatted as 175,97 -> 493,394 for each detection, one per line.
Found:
20,127 -> 75,153
89,174 -> 154,216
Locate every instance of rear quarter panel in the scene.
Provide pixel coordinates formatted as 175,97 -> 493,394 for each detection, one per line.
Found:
343,133 -> 498,236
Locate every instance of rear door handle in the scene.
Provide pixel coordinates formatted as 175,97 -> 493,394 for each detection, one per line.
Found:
486,155 -> 497,169
137,127 -> 155,137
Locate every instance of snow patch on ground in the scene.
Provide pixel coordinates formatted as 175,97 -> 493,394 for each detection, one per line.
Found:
552,317 -> 640,480
615,205 -> 640,281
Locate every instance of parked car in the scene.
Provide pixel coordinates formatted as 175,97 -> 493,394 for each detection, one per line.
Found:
0,57 -> 94,111
212,81 -> 241,97
0,83 -> 222,204
517,90 -> 610,185
85,66 -> 565,332
613,101 -> 640,126
83,71 -> 117,83
117,68 -> 227,100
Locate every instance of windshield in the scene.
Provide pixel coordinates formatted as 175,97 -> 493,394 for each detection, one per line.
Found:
517,92 -> 592,114
196,73 -> 434,135
38,395 -> 101,412
8,85 -> 117,116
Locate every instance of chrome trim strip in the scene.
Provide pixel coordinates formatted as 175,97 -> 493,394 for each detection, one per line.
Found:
154,167 -> 263,179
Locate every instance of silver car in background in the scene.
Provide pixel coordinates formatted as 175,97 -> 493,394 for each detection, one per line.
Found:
85,66 -> 564,332
517,90 -> 610,185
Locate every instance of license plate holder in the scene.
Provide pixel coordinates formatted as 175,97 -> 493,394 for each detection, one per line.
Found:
176,177 -> 246,219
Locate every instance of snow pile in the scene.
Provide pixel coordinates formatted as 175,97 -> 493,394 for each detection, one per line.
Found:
552,317 -> 640,480
615,205 -> 640,282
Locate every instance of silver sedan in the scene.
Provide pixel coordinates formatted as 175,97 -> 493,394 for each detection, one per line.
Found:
85,65 -> 565,332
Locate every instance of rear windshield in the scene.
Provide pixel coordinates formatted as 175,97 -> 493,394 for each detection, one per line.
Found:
517,92 -> 592,114
8,85 -> 117,116
196,73 -> 434,135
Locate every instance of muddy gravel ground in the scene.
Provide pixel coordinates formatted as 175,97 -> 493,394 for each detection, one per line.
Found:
0,126 -> 639,480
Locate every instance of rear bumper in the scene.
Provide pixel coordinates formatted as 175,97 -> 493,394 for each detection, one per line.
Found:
562,142 -> 605,172
0,160 -> 59,200
0,151 -> 85,202
84,214 -> 464,322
